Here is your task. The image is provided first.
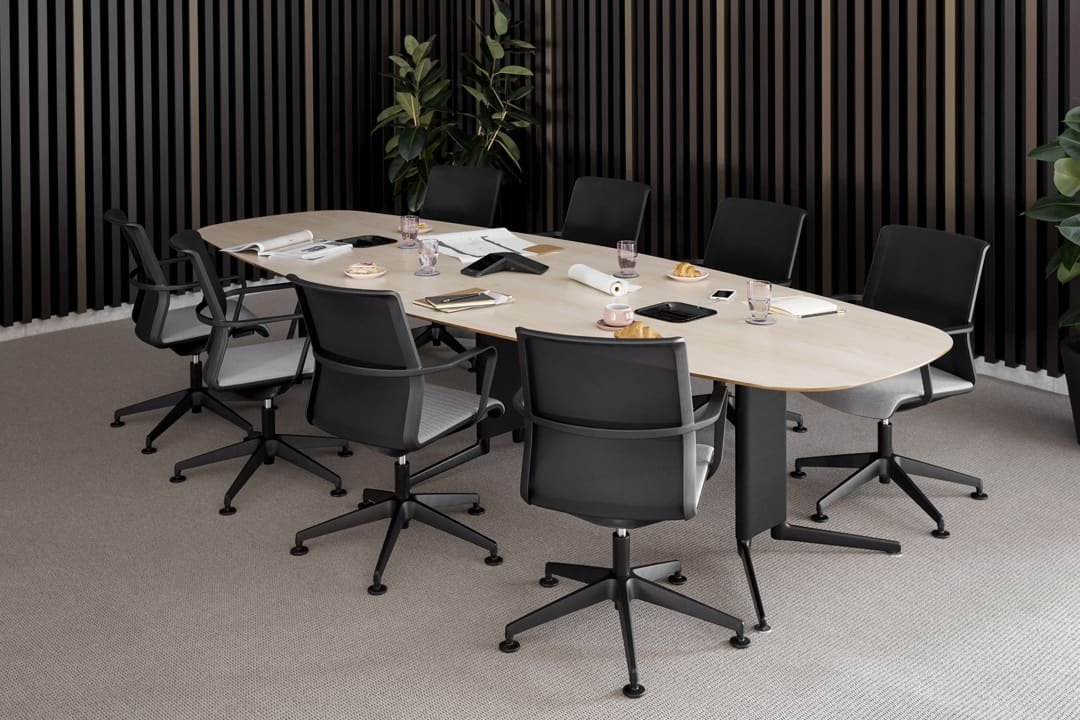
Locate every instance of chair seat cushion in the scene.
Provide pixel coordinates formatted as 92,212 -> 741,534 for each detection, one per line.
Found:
690,377 -> 714,397
418,384 -> 503,444
693,443 -> 714,498
216,337 -> 315,390
806,366 -> 973,420
161,300 -> 252,345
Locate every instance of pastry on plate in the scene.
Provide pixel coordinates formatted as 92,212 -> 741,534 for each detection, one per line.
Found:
613,321 -> 662,339
671,261 -> 703,278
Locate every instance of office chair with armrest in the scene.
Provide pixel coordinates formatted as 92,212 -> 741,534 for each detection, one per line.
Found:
498,329 -> 747,699
791,225 -> 989,538
412,165 -> 505,355
168,230 -> 351,515
105,209 -> 257,453
286,278 -> 504,595
691,197 -> 810,432
539,176 -> 651,246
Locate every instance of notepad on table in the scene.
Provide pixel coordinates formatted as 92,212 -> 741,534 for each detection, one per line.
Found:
413,288 -> 513,313
769,296 -> 841,318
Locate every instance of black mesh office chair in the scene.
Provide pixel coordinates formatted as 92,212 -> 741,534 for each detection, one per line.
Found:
105,210 -> 256,452
286,278 -> 504,595
693,197 -> 810,433
168,230 -> 351,515
542,176 -> 651,246
412,165 -> 505,354
498,329 -> 748,699
792,226 -> 989,538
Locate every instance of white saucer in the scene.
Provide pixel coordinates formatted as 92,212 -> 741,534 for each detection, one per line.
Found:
597,319 -> 633,332
666,270 -> 709,282
345,265 -> 387,280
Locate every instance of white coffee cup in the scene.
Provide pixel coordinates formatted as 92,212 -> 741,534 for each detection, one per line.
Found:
603,303 -> 634,327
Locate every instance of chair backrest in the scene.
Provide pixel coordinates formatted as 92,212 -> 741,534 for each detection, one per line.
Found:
421,165 -> 504,227
702,198 -> 808,285
560,176 -> 651,246
516,329 -> 702,527
287,276 -> 427,453
105,209 -> 171,346
863,225 -> 989,383
169,229 -> 233,383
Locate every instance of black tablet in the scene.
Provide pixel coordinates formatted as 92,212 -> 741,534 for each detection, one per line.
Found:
635,301 -> 717,323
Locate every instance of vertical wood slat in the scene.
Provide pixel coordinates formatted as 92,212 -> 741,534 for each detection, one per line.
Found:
0,1 -> 1076,379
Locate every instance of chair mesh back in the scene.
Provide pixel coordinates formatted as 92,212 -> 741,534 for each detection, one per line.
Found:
863,225 -> 988,382
106,210 -> 170,345
560,176 -> 651,246
703,198 -> 807,284
421,165 -> 504,227
289,277 -> 425,451
517,330 -> 698,525
169,230 -> 232,383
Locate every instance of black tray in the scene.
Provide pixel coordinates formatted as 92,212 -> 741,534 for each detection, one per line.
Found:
635,301 -> 717,323
344,234 -> 396,248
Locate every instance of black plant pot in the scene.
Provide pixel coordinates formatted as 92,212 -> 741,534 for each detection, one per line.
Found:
1062,337 -> 1080,445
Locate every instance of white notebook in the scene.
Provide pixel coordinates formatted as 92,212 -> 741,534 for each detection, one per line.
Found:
769,296 -> 840,318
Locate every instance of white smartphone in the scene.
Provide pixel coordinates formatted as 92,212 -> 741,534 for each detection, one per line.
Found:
710,288 -> 736,301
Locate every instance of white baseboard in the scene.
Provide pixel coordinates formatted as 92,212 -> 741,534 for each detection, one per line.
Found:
974,357 -> 1068,395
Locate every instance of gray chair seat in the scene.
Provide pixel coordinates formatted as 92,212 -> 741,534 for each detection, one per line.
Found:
161,300 -> 252,344
690,377 -> 713,397
216,337 -> 314,389
806,367 -> 973,420
418,384 -> 504,444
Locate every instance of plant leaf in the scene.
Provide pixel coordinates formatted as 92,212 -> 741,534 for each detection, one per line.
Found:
404,35 -> 419,56
496,65 -> 533,76
1059,214 -> 1080,245
504,39 -> 536,51
1029,140 -> 1066,162
388,54 -> 412,72
462,85 -> 488,106
494,10 -> 509,36
1065,105 -> 1080,132
415,57 -> 432,83
485,36 -> 505,60
407,175 -> 428,213
1061,128 -> 1080,160
1059,304 -> 1080,328
397,126 -> 427,161
395,92 -> 420,125
1055,158 -> 1080,197
1025,195 -> 1080,222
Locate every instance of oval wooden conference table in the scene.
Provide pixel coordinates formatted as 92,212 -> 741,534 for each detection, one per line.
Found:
200,210 -> 951,631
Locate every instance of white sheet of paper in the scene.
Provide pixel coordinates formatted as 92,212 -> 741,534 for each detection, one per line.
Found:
427,228 -> 536,264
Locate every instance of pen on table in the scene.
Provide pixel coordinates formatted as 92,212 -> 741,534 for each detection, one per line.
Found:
800,309 -> 844,318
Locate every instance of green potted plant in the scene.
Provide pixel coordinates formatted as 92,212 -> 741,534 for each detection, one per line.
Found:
1027,104 -> 1080,444
373,35 -> 453,212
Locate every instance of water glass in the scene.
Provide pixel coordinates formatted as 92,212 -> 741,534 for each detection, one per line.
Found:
747,279 -> 772,323
398,214 -> 420,249
615,240 -> 639,278
415,237 -> 440,276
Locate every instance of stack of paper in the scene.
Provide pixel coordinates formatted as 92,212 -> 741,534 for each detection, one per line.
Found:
427,228 -> 536,264
769,296 -> 840,318
413,288 -> 514,313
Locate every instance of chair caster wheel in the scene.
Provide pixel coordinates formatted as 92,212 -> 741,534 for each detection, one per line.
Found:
499,639 -> 520,653
289,544 -> 308,557
329,488 -> 347,497
468,503 -> 485,515
169,474 -> 186,484
932,528 -> 950,539
623,683 -> 646,699
110,420 -> 125,428
141,446 -> 157,455
754,621 -> 771,633
810,512 -> 828,523
539,576 -> 559,588
338,448 -> 353,458
792,425 -> 808,433
729,635 -> 751,649
790,470 -> 806,479
219,505 -> 236,516
971,490 -> 988,500
668,572 -> 687,585
485,554 -> 503,566
367,583 -> 387,596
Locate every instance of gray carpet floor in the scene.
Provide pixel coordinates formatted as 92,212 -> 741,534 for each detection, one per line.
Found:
2,309 -> 1079,720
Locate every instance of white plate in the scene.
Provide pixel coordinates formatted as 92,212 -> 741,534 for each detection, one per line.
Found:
666,269 -> 709,282
417,223 -> 432,234
345,265 -> 387,280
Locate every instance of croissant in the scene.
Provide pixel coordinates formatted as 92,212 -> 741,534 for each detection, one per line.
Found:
672,261 -> 702,278
614,321 -> 662,339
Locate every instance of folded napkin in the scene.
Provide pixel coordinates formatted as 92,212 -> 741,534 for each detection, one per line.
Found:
568,263 -> 642,296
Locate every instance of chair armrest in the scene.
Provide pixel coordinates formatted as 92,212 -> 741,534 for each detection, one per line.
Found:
942,323 -> 974,335
832,293 -> 863,304
693,383 -> 729,479
128,267 -> 201,293
157,256 -> 191,268
193,299 -> 303,330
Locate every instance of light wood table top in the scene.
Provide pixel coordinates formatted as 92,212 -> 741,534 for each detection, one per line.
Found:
199,210 -> 951,392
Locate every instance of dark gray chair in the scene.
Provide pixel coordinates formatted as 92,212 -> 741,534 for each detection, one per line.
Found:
792,225 -> 989,538
498,329 -> 748,699
105,209 -> 256,453
168,230 -> 351,515
413,165 -> 505,355
543,176 -> 651,246
692,197 -> 810,433
286,278 -> 504,595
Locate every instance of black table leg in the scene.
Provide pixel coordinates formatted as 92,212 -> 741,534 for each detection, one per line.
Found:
734,386 -> 901,631
476,334 -> 523,441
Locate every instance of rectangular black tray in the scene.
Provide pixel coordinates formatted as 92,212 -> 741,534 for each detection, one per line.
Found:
343,234 -> 396,248
635,301 -> 717,323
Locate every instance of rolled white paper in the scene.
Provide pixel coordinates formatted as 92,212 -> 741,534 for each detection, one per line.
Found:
568,263 -> 626,296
